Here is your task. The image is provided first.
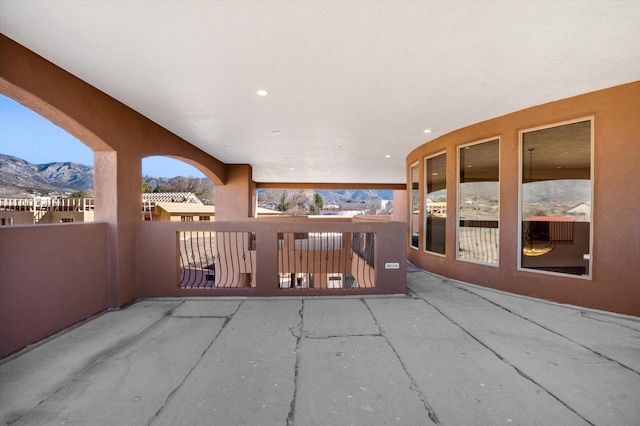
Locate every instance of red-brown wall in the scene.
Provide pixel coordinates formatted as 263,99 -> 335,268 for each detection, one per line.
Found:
0,223 -> 110,357
138,219 -> 407,298
406,82 -> 640,316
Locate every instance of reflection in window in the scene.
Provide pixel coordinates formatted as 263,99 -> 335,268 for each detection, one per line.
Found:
521,120 -> 591,276
458,139 -> 500,264
410,162 -> 420,249
424,153 -> 446,254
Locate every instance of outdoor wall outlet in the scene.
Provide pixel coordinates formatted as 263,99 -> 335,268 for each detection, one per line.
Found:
385,262 -> 400,269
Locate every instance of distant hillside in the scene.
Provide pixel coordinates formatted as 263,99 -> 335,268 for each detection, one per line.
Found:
0,154 -> 94,196
0,154 -> 176,197
0,154 -> 395,203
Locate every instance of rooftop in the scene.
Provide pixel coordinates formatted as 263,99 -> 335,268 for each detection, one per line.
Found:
2,270 -> 638,425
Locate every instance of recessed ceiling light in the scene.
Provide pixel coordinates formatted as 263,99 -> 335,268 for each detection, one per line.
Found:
385,154 -> 392,158
289,167 -> 295,171
272,130 -> 282,134
256,90 -> 269,96
337,145 -> 345,149
423,129 -> 432,134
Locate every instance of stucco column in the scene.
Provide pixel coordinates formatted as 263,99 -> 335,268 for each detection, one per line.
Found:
392,190 -> 408,223
94,151 -> 141,307
215,164 -> 256,221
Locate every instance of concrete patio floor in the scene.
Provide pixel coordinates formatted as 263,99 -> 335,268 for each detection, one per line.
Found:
2,270 -> 639,425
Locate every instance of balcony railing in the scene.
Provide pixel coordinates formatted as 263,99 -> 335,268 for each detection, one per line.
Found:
0,197 -> 95,212
179,231 -> 255,289
139,218 -> 407,297
458,220 -> 499,264
276,232 -> 375,289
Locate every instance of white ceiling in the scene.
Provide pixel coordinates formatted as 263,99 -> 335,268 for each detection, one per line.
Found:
1,0 -> 639,185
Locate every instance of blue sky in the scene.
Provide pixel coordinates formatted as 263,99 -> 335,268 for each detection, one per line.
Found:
0,94 -> 205,178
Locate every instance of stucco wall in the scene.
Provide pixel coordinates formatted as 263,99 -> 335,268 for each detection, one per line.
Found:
0,223 -> 110,357
406,82 -> 640,316
138,219 -> 406,297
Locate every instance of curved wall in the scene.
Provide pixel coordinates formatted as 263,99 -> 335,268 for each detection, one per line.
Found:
406,82 -> 640,316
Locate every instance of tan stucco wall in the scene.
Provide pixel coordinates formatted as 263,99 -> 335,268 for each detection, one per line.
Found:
0,212 -> 35,225
406,81 -> 640,316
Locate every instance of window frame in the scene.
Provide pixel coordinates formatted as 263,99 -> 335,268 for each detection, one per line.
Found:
456,137 -> 501,266
423,151 -> 447,257
409,161 -> 420,250
517,117 -> 594,279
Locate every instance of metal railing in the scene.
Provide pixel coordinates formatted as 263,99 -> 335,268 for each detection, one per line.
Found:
277,231 -> 376,289
178,231 -> 255,289
458,220 -> 499,264
0,197 -> 95,212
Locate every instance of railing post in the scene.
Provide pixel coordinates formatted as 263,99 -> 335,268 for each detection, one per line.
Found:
255,226 -> 278,296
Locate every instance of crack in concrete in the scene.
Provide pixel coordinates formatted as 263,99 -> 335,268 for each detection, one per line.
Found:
579,311 -> 640,332
361,299 -> 440,425
443,280 -> 640,376
6,301 -> 186,426
409,289 -> 595,426
147,300 -> 244,425
303,332 -> 380,339
286,300 -> 304,426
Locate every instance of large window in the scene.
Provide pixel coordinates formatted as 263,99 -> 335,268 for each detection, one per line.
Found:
520,119 -> 592,277
458,139 -> 500,265
410,162 -> 420,249
424,152 -> 446,255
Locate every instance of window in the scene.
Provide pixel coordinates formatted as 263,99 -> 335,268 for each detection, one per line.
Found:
410,162 -> 420,249
1,218 -> 14,226
199,216 -> 211,221
181,216 -> 194,221
458,139 -> 500,265
520,119 -> 592,276
60,218 -> 74,223
424,152 -> 446,255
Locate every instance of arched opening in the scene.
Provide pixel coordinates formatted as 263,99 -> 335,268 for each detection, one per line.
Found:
141,156 -> 215,222
0,94 -> 97,225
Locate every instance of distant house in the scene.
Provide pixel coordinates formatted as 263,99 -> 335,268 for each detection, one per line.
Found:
321,201 -> 368,217
142,192 -> 281,220
0,197 -> 95,225
142,192 -> 203,204
426,199 -> 447,217
256,207 -> 283,217
142,192 -> 205,221
565,202 -> 591,221
152,202 -> 216,221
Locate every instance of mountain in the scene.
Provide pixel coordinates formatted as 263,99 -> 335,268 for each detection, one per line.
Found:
0,154 -> 395,203
0,154 -> 94,196
316,189 -> 393,204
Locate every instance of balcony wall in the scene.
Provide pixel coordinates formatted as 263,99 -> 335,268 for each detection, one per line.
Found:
0,223 -> 110,358
138,219 -> 407,297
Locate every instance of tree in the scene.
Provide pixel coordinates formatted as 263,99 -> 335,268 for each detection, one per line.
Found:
308,192 -> 324,215
287,190 -> 308,216
70,191 -> 88,198
142,181 -> 153,193
277,191 -> 291,212
156,176 -> 214,201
